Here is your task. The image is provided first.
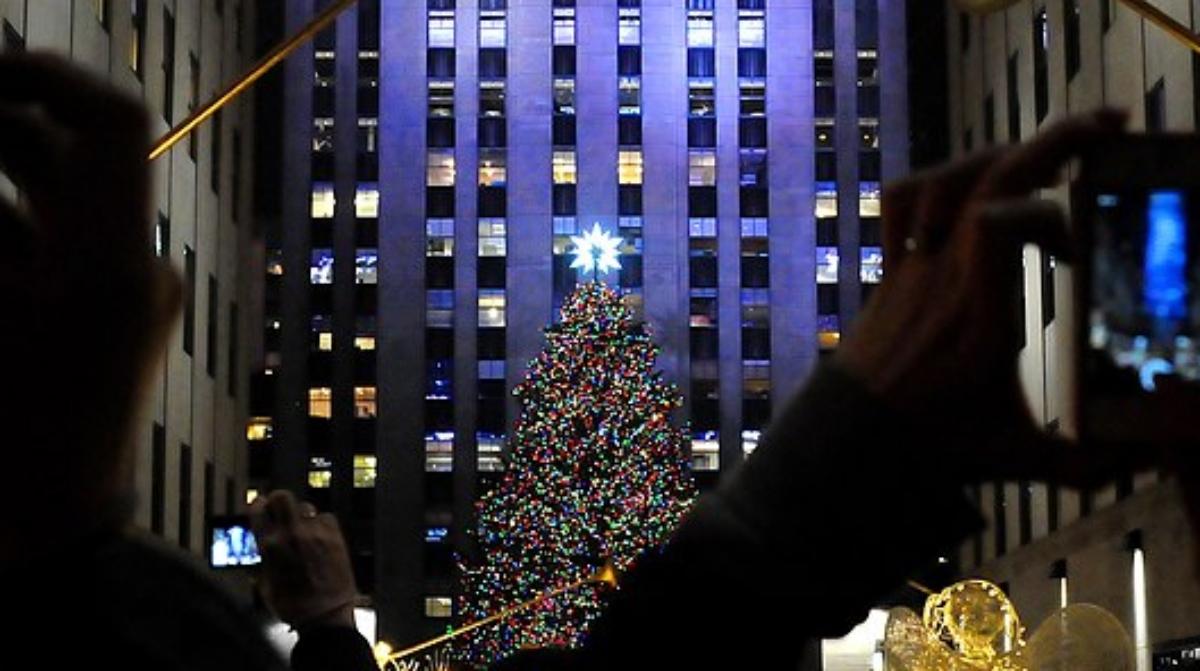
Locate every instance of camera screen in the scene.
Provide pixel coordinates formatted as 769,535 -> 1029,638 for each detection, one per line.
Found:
211,522 -> 261,568
1088,189 -> 1200,395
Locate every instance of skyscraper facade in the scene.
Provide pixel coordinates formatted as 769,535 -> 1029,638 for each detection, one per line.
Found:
259,0 -> 909,646
0,1 -> 261,554
944,1 -> 1200,664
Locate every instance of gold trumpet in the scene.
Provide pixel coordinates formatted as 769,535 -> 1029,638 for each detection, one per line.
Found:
953,0 -> 1200,54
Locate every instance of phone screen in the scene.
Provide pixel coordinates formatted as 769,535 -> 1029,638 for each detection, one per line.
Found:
210,517 -> 262,568
1086,188 -> 1200,395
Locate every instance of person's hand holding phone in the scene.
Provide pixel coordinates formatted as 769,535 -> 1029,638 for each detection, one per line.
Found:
249,491 -> 359,630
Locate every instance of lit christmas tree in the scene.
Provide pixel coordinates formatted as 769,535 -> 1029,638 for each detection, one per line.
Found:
456,281 -> 698,667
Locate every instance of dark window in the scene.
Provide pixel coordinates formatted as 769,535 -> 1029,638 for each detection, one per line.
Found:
813,0 -> 834,50
426,257 -> 454,289
741,257 -> 769,288
618,116 -> 641,145
983,94 -> 995,145
1019,480 -> 1032,545
189,54 -> 200,159
427,118 -> 455,147
857,86 -> 880,117
1146,77 -> 1165,132
156,214 -> 170,258
553,46 -> 576,76
688,118 -> 716,147
163,9 -> 176,121
211,111 -> 223,193
993,482 -> 1007,555
963,129 -> 974,153
687,48 -> 715,77
1007,54 -> 1021,142
816,153 -> 837,181
184,247 -> 195,355
742,328 -> 770,359
204,461 -> 215,523
1042,254 -> 1056,326
479,48 -> 507,77
737,49 -> 766,78
1033,8 -> 1049,123
479,257 -> 506,289
132,0 -> 147,77
817,284 -> 839,315
207,276 -> 218,377
426,187 -> 455,218
479,118 -> 506,147
428,49 -> 455,77
861,218 -> 882,246
553,185 -> 577,215
358,85 -> 379,116
618,46 -> 641,76
228,303 -> 239,396
740,188 -> 768,218
856,0 -> 879,49
1101,0 -> 1113,32
815,86 -> 836,117
477,328 -> 506,359
478,187 -> 507,217
180,444 -> 193,549
96,0 -> 111,31
619,186 -> 643,215
152,424 -> 165,535
959,12 -> 970,51
359,0 -> 381,49
232,131 -> 242,222
739,118 -> 767,148
859,151 -> 880,181
553,116 -> 576,145
689,257 -> 718,288
1064,0 -> 1081,80
690,328 -> 719,359
429,0 -> 455,9
688,187 -> 717,217
426,330 -> 454,360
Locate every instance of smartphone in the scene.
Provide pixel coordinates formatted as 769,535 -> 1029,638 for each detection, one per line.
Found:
1073,133 -> 1200,445
208,514 -> 262,569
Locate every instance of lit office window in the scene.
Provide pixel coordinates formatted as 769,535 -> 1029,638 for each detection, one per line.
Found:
740,80 -> 766,117
427,290 -> 455,328
689,150 -> 717,186
553,151 -> 577,185
861,247 -> 883,284
311,182 -> 336,219
687,11 -> 714,47
554,79 -> 576,115
690,288 -> 718,327
741,218 -> 769,238
860,121 -> 879,149
426,218 -> 454,257
356,336 -> 376,351
312,315 -> 333,351
355,249 -> 378,284
816,247 -> 838,284
818,314 -> 840,350
479,219 -> 507,257
246,418 -> 273,441
266,250 -> 283,276
688,80 -> 715,117
478,359 -> 506,380
618,150 -> 644,185
478,432 -> 506,472
358,117 -> 378,153
816,122 -> 835,147
739,149 -> 767,187
309,388 -> 333,418
815,182 -> 838,218
428,80 -> 455,117
859,182 -> 881,217
691,432 -> 719,471
308,457 -> 332,488
425,432 -> 454,472
479,149 -> 507,187
480,80 -> 506,117
427,149 -> 456,186
739,11 -> 765,48
428,11 -> 455,48
317,332 -> 334,351
479,289 -> 506,328
310,249 -> 334,284
688,217 -> 717,238
618,77 -> 641,115
313,117 -> 335,152
356,315 -> 376,351
618,8 -> 641,46
354,386 -> 377,418
424,596 -> 453,618
353,455 -> 377,488
742,430 -> 760,457
355,183 -> 380,218
480,13 -> 506,48
553,8 -> 575,45
741,289 -> 770,327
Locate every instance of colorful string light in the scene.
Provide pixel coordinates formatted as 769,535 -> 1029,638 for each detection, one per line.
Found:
455,282 -> 698,667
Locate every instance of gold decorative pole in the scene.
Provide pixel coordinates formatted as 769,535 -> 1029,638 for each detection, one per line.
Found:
147,0 -> 359,161
383,563 -> 619,666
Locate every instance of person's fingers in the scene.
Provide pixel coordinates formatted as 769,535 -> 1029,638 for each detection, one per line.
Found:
881,178 -> 923,269
973,109 -> 1128,200
317,512 -> 341,531
248,496 -> 270,537
0,103 -> 70,191
0,195 -> 33,255
298,501 -> 319,521
0,53 -> 149,135
264,490 -> 301,529
911,149 -> 1007,253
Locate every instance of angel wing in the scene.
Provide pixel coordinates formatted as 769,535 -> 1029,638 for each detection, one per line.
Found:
1025,604 -> 1135,671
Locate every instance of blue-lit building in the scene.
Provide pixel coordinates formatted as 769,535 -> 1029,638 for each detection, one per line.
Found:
256,0 -> 910,647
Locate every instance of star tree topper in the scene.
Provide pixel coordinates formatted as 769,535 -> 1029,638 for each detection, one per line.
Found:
569,223 -> 623,277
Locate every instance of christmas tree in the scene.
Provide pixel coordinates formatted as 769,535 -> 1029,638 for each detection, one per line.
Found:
456,282 -> 698,666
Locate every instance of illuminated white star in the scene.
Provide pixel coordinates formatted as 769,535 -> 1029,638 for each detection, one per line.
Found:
569,223 -> 623,276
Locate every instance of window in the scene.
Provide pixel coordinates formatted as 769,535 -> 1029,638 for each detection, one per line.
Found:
1064,0 -> 1081,81
1007,53 -> 1021,142
183,246 -> 195,355
427,218 -> 454,257
618,77 -> 641,115
687,12 -> 713,47
815,183 -> 838,218
312,183 -> 336,219
553,8 -> 575,45
739,12 -> 765,48
479,149 -> 507,187
480,81 -> 505,117
691,433 -> 719,471
308,457 -> 332,489
478,433 -> 505,472
553,151 -> 576,185
355,183 -> 379,218
427,149 -> 456,186
206,276 -> 218,377
861,247 -> 883,284
739,150 -> 767,187
618,150 -> 643,185
311,249 -> 334,284
554,79 -> 575,115
479,290 -> 506,327
130,0 -> 146,77
741,217 -> 768,238
309,388 -> 333,418
479,219 -> 507,257
156,214 -> 170,258
162,9 -> 176,120
740,80 -> 766,117
1033,8 -> 1049,123
689,150 -> 717,186
689,80 -> 715,117
425,596 -> 453,618
817,247 -> 839,284
247,417 -> 273,441
689,217 -> 717,238
859,182 -> 881,217
619,9 -> 640,46
425,432 -> 453,472
428,81 -> 455,118
428,11 -> 454,47
353,455 -> 377,488
354,386 -> 377,418
480,13 -> 506,47
478,359 -> 506,380
94,0 -> 110,29
356,249 -> 378,284
1146,78 -> 1165,132
427,290 -> 455,327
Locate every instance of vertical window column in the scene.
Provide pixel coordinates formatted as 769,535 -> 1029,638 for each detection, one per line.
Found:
551,0 -> 578,311
618,0 -> 644,318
